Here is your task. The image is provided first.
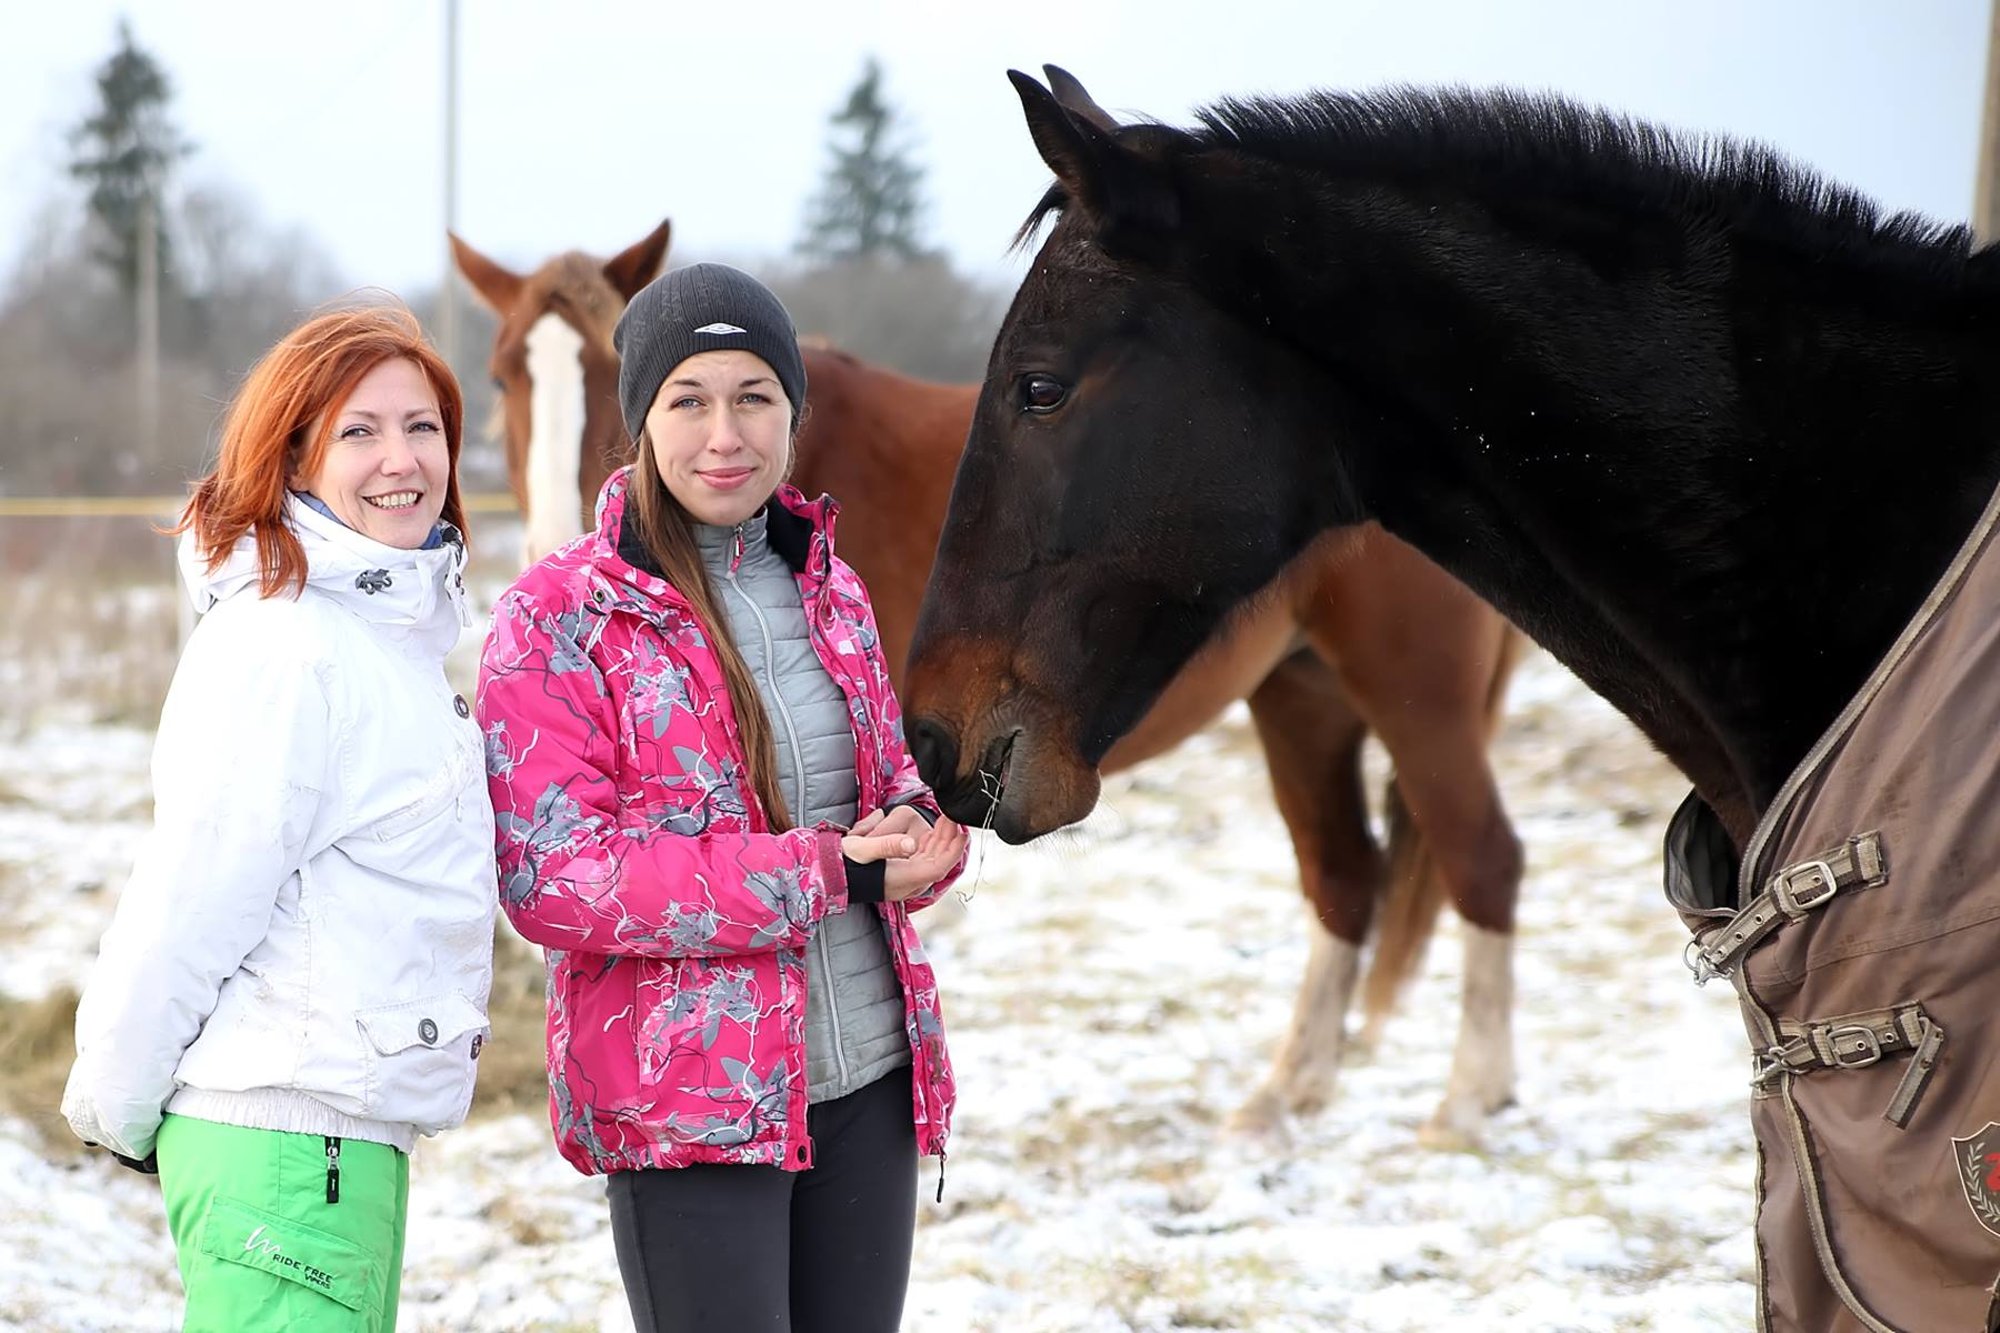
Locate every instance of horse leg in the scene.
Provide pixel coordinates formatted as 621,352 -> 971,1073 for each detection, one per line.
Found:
1298,529 -> 1525,1146
1343,638 -> 1524,1148
1226,649 -> 1382,1137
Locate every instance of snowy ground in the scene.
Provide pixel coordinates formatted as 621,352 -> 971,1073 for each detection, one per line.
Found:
0,646 -> 1758,1332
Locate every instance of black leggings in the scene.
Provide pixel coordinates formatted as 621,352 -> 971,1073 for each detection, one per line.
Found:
606,1066 -> 919,1333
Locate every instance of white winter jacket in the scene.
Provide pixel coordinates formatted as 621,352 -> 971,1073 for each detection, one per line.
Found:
62,497 -> 498,1162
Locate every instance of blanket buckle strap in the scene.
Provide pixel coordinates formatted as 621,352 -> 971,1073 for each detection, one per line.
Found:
1687,831 -> 1888,985
1749,1002 -> 1944,1128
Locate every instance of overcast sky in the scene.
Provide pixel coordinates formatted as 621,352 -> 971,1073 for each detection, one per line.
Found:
3,0 -> 1989,300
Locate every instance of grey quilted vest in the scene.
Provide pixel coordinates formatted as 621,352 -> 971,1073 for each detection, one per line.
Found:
696,513 -> 910,1104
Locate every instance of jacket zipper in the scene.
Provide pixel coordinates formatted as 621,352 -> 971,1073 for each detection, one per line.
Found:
723,526 -> 810,823
723,528 -> 851,1092
324,1136 -> 341,1204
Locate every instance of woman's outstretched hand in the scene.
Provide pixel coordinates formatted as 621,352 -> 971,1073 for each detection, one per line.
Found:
841,808 -> 969,902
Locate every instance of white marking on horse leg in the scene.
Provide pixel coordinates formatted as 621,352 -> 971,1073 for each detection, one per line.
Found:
1228,914 -> 1361,1138
522,312 -> 586,565
1420,923 -> 1517,1148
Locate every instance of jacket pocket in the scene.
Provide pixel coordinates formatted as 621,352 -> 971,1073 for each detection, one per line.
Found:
196,1195 -> 380,1314
353,991 -> 488,1131
370,750 -> 469,842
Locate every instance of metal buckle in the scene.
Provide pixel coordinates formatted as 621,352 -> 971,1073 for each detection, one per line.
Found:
1751,1036 -> 1811,1087
1772,859 -> 1839,915
1684,937 -> 1721,986
1824,1024 -> 1884,1069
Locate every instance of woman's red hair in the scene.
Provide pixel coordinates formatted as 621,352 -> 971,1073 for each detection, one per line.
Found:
175,302 -> 468,598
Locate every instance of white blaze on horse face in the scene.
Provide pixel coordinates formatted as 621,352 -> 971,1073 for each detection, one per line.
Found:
523,312 -> 587,565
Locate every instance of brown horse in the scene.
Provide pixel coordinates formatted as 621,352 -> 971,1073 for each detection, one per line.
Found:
450,224 -> 1525,1143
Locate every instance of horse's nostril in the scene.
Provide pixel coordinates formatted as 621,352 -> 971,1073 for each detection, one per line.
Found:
910,718 -> 959,790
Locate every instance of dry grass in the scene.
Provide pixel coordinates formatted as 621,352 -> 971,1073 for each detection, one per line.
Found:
0,985 -> 82,1155
0,569 -> 181,734
470,931 -> 553,1120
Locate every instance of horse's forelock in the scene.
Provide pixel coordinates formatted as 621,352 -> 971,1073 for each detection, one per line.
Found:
1011,183 -> 1069,255
535,253 -> 624,340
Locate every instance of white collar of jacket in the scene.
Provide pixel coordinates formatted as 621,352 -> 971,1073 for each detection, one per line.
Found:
179,495 -> 473,654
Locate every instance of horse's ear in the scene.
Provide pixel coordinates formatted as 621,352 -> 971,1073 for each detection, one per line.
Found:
604,219 -> 671,301
1008,69 -> 1176,246
449,232 -> 526,315
1042,65 -> 1119,136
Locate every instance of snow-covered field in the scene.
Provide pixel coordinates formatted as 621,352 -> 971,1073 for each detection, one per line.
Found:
0,643 -> 1757,1332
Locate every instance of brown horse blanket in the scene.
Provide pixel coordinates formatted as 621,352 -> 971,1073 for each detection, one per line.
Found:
1666,483 -> 2000,1332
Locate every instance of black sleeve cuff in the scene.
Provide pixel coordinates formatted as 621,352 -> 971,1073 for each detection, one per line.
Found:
842,856 -> 887,904
888,798 -> 939,827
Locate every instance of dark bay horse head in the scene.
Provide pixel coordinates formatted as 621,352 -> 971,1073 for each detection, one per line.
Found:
907,67 -> 2000,845
904,71 -> 1375,842
450,221 -> 671,564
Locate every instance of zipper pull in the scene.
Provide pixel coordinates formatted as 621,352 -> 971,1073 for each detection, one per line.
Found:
732,523 -> 746,573
935,1150 -> 947,1204
325,1136 -> 342,1204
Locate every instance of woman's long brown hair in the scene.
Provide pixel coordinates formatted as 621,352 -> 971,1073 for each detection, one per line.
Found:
174,302 -> 467,598
628,436 -> 795,832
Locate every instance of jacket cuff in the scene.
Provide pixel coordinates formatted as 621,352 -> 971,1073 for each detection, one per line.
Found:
887,796 -> 939,827
841,856 -> 887,904
815,828 -> 850,912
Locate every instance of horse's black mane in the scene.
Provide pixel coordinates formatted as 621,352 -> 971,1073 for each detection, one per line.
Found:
1019,87 -> 1976,283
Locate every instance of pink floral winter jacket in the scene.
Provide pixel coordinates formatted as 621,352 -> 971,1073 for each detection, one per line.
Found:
476,469 -> 958,1176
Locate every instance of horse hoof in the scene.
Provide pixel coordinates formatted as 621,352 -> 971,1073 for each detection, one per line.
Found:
1416,1116 -> 1480,1152
1225,1090 -> 1293,1144
1419,1084 -> 1514,1150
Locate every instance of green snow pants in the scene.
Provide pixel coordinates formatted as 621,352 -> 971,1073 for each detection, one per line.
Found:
156,1113 -> 410,1331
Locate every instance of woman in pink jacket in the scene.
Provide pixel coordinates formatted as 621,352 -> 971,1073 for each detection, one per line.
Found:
477,263 -> 966,1333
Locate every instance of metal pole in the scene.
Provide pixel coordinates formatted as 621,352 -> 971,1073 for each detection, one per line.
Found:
1976,0 -> 2000,242
440,0 -> 461,367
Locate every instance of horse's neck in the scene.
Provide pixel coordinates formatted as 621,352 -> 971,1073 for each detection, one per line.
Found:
1209,167 -> 2000,826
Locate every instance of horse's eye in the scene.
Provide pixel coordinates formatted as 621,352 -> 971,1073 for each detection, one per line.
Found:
490,375 -> 506,392
1020,374 -> 1068,414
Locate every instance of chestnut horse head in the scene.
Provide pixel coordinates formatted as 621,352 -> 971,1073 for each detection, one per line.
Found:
449,220 -> 672,564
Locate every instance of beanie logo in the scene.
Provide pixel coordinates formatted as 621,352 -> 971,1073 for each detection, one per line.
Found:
692,322 -> 747,336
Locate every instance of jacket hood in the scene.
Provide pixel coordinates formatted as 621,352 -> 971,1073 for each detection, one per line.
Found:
180,494 -> 472,653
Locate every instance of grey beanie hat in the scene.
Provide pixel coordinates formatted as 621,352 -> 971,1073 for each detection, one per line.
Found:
613,263 -> 808,440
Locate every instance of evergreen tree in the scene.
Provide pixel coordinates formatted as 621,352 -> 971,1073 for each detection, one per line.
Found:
797,58 -> 932,262
68,19 -> 191,298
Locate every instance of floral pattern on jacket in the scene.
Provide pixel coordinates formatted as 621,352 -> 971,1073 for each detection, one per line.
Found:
477,468 -> 958,1176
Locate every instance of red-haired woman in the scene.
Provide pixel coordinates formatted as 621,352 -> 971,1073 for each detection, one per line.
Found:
62,302 -> 496,1332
